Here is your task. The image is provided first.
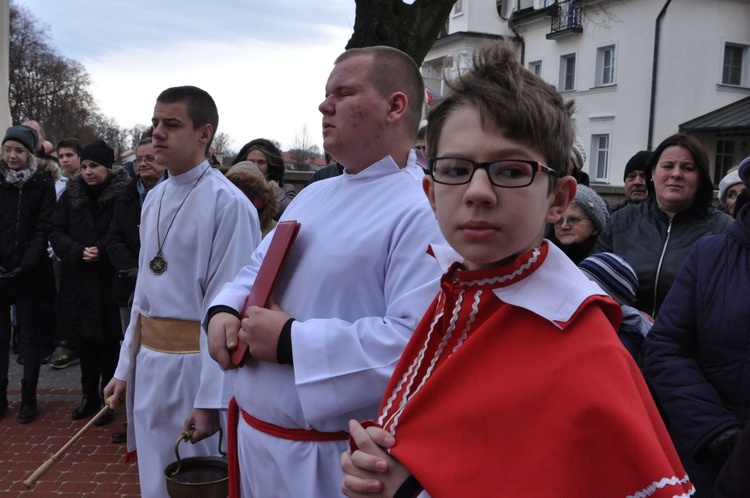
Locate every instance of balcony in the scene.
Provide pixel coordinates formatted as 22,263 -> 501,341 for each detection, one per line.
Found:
546,1 -> 583,40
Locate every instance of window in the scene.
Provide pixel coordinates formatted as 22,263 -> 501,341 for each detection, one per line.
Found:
591,134 -> 610,181
715,140 -> 736,184
452,0 -> 463,15
596,45 -> 616,86
559,54 -> 576,91
529,60 -> 542,77
723,44 -> 745,86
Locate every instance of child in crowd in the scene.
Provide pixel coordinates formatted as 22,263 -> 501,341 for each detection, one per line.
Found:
340,44 -> 692,498
579,252 -> 651,368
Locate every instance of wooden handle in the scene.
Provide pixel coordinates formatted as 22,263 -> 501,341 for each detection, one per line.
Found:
22,455 -> 58,488
23,399 -> 113,488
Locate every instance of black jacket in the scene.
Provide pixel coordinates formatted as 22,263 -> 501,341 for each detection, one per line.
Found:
594,199 -> 733,317
49,168 -> 130,340
105,178 -> 142,305
0,160 -> 56,296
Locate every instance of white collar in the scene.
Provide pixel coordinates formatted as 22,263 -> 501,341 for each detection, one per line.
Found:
429,241 -> 608,330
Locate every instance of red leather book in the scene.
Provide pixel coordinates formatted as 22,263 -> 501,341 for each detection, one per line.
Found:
231,220 -> 301,367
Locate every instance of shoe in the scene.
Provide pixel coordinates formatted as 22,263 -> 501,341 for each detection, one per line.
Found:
111,423 -> 127,443
18,379 -> 37,424
0,380 -> 7,418
51,352 -> 79,370
41,352 -> 53,365
95,408 -> 114,427
72,395 -> 101,420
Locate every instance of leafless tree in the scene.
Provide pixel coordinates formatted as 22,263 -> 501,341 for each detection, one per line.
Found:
212,132 -> 235,156
288,124 -> 321,170
8,2 -> 113,145
347,0 -> 457,65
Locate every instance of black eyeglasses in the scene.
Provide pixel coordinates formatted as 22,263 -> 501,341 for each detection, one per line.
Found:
428,157 -> 558,188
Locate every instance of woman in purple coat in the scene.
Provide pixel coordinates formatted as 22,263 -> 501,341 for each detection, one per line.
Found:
645,156 -> 750,498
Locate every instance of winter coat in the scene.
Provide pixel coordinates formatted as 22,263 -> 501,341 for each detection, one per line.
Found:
594,199 -> 733,317
645,203 -> 750,496
225,164 -> 278,237
0,159 -> 56,297
105,179 -> 142,305
49,168 -> 130,341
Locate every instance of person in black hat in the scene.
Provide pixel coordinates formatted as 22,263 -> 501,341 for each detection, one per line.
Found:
48,139 -> 131,427
611,150 -> 652,213
0,125 -> 56,423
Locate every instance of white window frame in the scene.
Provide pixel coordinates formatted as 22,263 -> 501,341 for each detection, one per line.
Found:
722,42 -> 748,87
559,53 -> 577,92
595,44 -> 616,87
528,60 -> 542,77
590,134 -> 611,183
452,0 -> 464,16
715,139 -> 736,183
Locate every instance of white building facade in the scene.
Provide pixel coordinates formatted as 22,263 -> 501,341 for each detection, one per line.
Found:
422,0 -> 750,195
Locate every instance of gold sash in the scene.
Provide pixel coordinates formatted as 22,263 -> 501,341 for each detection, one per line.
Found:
139,315 -> 201,354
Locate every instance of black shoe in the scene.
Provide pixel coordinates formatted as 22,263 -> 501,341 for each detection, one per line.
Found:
111,423 -> 127,443
18,379 -> 37,424
94,408 -> 113,427
72,395 -> 102,420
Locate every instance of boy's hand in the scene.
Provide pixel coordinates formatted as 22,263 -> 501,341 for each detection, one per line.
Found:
341,420 -> 410,497
183,408 -> 220,443
103,378 -> 126,410
238,303 -> 290,363
206,312 -> 241,370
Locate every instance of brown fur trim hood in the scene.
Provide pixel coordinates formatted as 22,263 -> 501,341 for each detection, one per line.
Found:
226,161 -> 278,237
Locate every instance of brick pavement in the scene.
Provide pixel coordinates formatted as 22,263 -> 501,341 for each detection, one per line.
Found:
1,354 -> 141,497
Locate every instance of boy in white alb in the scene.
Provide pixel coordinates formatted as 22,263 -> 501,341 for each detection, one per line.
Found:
206,47 -> 446,497
104,86 -> 261,498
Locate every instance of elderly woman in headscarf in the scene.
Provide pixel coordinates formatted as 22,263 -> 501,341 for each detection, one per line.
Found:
233,138 -> 295,219
553,185 -> 609,264
0,125 -> 56,423
718,168 -> 745,217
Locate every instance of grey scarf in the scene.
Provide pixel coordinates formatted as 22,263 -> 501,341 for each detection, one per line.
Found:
2,158 -> 38,188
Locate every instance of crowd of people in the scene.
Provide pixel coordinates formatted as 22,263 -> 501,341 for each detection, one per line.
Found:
1,42 -> 749,497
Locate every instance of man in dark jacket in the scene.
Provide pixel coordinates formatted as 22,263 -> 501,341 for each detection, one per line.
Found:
106,137 -> 166,335
610,150 -> 651,212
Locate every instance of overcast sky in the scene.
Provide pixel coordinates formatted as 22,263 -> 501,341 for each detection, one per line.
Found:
13,0 -> 358,152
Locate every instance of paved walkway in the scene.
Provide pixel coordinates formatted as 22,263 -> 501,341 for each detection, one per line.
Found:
1,354 -> 141,497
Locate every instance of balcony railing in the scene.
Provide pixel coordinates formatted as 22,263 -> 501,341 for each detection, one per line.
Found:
550,1 -> 582,33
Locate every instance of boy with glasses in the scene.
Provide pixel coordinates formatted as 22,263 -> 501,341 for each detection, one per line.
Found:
341,44 -> 692,498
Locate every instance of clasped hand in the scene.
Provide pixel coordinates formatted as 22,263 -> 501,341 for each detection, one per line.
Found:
341,420 -> 411,497
207,300 -> 290,369
0,265 -> 22,279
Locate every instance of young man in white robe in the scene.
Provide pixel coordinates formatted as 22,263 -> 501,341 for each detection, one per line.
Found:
205,46 -> 446,497
104,86 -> 261,498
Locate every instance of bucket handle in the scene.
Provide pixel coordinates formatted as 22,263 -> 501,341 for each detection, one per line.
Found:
170,426 -> 226,478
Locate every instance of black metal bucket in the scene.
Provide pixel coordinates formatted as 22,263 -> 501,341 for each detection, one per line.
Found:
164,427 -> 228,498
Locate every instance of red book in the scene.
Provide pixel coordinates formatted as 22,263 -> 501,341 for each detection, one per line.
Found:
231,221 -> 301,367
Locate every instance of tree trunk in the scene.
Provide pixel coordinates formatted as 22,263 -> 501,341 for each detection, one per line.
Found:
347,0 -> 457,66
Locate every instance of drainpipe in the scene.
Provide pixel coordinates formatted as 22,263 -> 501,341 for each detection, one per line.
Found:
500,1 -> 525,65
647,0 -> 672,151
